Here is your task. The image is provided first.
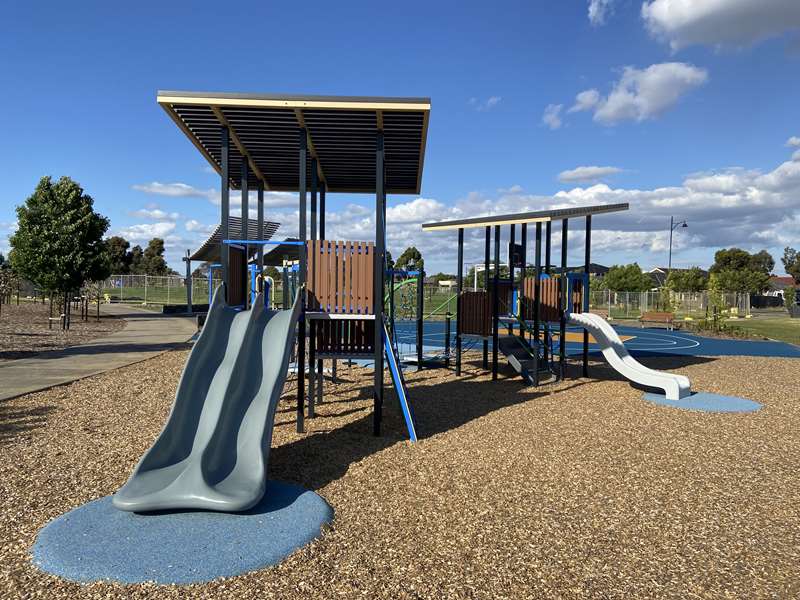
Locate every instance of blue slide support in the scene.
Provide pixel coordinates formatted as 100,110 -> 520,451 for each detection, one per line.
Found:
382,321 -> 418,442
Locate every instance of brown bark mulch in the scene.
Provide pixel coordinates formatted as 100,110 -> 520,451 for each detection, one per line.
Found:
1,350 -> 799,599
0,301 -> 125,361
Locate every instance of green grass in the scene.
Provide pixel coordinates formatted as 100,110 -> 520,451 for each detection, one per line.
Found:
725,316 -> 800,346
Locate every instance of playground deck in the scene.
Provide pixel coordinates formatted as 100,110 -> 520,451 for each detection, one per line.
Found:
3,348 -> 800,598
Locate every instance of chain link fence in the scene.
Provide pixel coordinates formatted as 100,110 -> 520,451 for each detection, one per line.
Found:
102,275 -> 222,306
587,290 -> 752,320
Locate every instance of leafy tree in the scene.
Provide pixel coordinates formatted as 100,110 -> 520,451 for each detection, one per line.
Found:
428,272 -> 457,284
142,238 -> 171,276
105,235 -> 131,274
601,263 -> 652,292
666,267 -> 708,292
129,245 -> 145,274
9,176 -> 110,295
385,250 -> 394,271
709,247 -> 773,293
784,286 -> 796,311
782,247 -> 800,285
0,252 -> 5,267
395,246 -> 424,272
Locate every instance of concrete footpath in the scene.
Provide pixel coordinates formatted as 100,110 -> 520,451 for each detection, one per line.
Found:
0,304 -> 197,401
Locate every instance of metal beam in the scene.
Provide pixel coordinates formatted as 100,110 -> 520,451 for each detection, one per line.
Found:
374,131 -> 385,436
545,221 -> 552,275
297,128 -> 307,434
220,126 -> 230,296
241,160 -> 249,307
583,215 -> 592,378
534,222 -> 542,377
293,108 -> 328,187
257,182 -> 264,274
483,226 -> 490,369
211,106 -> 270,190
311,158 -> 318,241
559,219 -> 568,380
492,225 -> 500,381
319,181 -> 326,240
456,228 -> 464,376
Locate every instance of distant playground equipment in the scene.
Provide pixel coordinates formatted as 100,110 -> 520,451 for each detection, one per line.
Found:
421,204 -> 692,400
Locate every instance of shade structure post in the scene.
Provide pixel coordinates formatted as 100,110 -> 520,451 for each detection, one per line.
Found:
583,215 -> 592,377
517,223 -> 528,321
545,221 -> 552,275
310,158 -> 318,242
183,250 -> 192,314
492,225 -> 500,380
456,228 -> 464,376
308,159 -> 318,418
220,126 -> 230,297
319,181 -> 326,240
374,130 -> 385,436
297,128 -> 307,433
559,219 -> 568,380
240,160 -> 249,307
483,225 -> 490,369
257,181 -> 264,277
417,268 -> 424,368
534,222 -> 542,382
508,223 -> 515,334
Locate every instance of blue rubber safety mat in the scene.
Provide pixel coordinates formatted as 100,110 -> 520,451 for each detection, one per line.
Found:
643,391 -> 762,413
394,320 -> 800,358
32,481 -> 333,585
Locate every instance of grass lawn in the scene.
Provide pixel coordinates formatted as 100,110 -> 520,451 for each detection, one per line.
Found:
727,316 -> 800,346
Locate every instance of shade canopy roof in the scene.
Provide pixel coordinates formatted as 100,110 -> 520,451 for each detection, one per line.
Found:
421,203 -> 629,231
158,90 -> 431,195
189,217 -> 280,262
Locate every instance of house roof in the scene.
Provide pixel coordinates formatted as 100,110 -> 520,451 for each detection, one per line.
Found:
157,90 -> 431,194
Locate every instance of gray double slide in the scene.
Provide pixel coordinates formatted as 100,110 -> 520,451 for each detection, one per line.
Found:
113,286 -> 302,513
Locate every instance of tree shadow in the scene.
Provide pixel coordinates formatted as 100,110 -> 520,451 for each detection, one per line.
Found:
0,400 -> 57,446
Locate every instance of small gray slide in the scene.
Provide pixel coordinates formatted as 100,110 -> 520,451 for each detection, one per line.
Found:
113,285 -> 302,513
568,312 -> 691,400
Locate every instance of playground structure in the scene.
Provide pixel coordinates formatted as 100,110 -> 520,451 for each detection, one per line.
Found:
421,205 -> 692,400
114,90 -> 431,512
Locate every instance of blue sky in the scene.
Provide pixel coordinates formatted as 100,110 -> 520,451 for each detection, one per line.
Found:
1,0 -> 799,275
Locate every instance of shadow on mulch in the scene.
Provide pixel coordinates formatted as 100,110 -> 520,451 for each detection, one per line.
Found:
8,341 -> 194,360
0,401 -> 57,446
268,353 -> 720,491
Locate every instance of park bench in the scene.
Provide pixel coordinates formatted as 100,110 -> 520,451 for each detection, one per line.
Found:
639,311 -> 675,330
589,308 -> 609,320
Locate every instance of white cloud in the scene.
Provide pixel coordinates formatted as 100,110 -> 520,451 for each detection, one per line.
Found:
185,219 -> 216,234
116,222 -> 177,242
642,0 -> 800,50
568,89 -> 600,113
787,136 -> 800,148
591,62 -> 708,125
793,149 -> 800,162
208,190 -> 298,210
588,0 -> 614,26
542,104 -> 563,130
132,181 -> 217,201
469,96 -> 502,111
129,207 -> 180,221
558,166 -> 623,183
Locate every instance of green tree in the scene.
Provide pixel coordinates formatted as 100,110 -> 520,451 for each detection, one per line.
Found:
9,176 -> 110,295
710,247 -> 772,293
142,238 -> 170,276
601,263 -> 652,292
784,286 -> 796,311
385,250 -> 394,271
105,235 -> 131,274
129,245 -> 145,273
666,267 -> 708,292
0,252 -> 5,267
395,246 -> 424,272
782,247 -> 800,285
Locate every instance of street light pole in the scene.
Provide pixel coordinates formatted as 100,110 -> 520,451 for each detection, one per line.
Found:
667,217 -> 688,279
